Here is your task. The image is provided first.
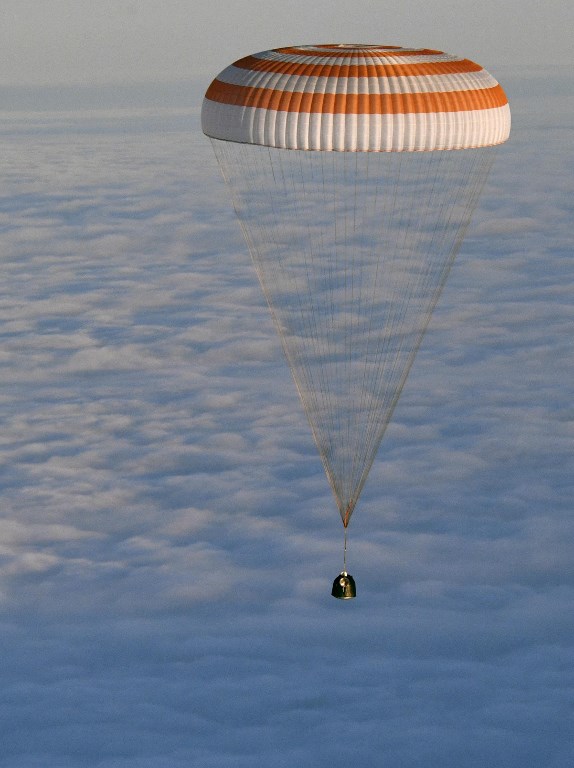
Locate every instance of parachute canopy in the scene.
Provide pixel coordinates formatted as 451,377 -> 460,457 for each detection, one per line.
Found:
202,45 -> 510,530
202,44 -> 510,152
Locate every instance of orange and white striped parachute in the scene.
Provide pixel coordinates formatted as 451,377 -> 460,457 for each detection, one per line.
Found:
202,44 -> 510,151
202,45 -> 510,554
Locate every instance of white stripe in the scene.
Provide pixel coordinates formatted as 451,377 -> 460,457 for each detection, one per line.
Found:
216,64 -> 497,96
202,100 -> 511,151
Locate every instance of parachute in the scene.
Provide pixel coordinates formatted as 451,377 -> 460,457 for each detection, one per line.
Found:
202,45 -> 510,597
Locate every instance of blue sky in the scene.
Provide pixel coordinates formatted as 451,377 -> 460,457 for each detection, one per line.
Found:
0,6 -> 573,766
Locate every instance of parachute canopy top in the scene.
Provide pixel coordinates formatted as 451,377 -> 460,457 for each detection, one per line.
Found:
202,44 -> 511,152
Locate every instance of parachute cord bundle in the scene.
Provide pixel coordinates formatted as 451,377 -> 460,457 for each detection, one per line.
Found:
211,139 -> 496,527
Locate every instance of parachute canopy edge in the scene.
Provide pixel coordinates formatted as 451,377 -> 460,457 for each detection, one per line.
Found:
201,44 -> 511,152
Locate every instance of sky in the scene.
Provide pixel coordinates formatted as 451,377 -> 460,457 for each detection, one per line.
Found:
0,0 -> 573,87
0,3 -> 573,767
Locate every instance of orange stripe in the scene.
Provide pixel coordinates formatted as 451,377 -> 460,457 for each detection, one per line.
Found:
205,80 -> 508,114
232,54 -> 483,79
275,46 -> 444,58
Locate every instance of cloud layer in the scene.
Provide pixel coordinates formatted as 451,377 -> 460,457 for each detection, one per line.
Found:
0,70 -> 572,766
